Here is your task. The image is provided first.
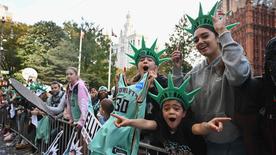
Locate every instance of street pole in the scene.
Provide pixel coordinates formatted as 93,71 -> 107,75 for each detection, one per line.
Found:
108,43 -> 112,91
0,17 -> 4,49
0,16 -> 5,70
77,30 -> 83,76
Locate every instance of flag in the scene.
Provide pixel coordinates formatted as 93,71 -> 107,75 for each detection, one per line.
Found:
63,129 -> 82,155
43,130 -> 64,155
111,29 -> 117,37
81,111 -> 102,144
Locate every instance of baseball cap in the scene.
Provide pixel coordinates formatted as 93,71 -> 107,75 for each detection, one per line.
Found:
98,86 -> 108,91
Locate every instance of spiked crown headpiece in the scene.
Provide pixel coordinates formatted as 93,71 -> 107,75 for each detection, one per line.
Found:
29,82 -> 47,92
148,73 -> 201,109
185,1 -> 239,35
126,37 -> 170,66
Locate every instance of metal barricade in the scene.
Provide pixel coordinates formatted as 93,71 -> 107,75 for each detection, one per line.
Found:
139,142 -> 168,155
39,118 -> 67,154
0,107 -> 7,128
39,118 -> 168,155
0,106 -> 38,149
0,107 -> 168,155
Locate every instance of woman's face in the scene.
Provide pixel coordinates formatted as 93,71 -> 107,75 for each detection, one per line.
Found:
162,100 -> 186,132
66,69 -> 78,83
91,88 -> 98,97
98,90 -> 108,100
194,27 -> 220,58
137,57 -> 158,75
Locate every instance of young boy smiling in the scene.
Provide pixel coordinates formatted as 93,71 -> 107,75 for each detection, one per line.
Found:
112,73 -> 231,155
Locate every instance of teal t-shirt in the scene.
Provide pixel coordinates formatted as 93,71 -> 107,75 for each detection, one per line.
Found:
89,73 -> 149,155
70,86 -> 81,122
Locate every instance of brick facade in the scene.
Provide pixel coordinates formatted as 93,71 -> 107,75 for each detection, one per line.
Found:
223,0 -> 276,76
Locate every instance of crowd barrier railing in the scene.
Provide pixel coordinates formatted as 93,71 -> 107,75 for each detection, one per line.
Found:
0,107 -> 168,155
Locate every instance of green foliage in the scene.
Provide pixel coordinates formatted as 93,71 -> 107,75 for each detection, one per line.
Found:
74,21 -> 116,89
1,15 -> 198,88
10,19 -> 115,88
2,16 -> 206,89
16,21 -> 65,83
46,39 -> 78,84
164,15 -> 195,74
18,21 -> 65,57
0,22 -> 29,75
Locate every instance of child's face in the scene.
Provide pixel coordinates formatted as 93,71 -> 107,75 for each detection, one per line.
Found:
99,106 -> 105,116
137,57 -> 158,75
162,100 -> 186,132
98,91 -> 108,100
66,69 -> 78,83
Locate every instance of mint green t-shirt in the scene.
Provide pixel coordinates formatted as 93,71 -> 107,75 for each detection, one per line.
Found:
89,73 -> 149,155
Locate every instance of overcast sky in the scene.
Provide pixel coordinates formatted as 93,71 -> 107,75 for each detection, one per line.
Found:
0,0 -> 218,45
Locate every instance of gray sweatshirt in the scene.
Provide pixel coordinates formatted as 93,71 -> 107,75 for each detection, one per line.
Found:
173,31 -> 251,143
47,94 -> 66,115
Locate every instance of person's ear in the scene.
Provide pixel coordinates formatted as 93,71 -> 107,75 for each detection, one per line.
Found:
182,111 -> 186,118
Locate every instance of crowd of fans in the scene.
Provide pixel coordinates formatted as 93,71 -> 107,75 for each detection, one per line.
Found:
0,2 -> 276,154
0,77 -> 114,154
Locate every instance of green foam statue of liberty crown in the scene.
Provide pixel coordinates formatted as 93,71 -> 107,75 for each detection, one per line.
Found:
126,37 -> 170,66
185,1 -> 239,35
148,73 -> 201,109
28,82 -> 47,92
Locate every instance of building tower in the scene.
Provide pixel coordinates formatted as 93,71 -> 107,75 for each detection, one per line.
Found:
113,13 -> 149,70
222,0 -> 276,76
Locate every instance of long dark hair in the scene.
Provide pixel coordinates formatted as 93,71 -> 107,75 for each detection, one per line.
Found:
264,37 -> 276,82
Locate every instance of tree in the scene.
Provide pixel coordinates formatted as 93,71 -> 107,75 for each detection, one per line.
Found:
0,21 -> 29,75
49,21 -> 116,88
4,19 -> 116,87
164,15 -> 196,74
46,39 -> 78,83
40,21 -> 81,84
75,21 -> 116,89
17,21 -> 66,83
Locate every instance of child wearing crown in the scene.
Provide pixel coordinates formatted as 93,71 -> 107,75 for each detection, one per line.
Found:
89,37 -> 170,155
112,73 -> 231,155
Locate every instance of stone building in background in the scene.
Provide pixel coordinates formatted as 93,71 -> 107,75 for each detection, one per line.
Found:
222,0 -> 276,76
113,13 -> 149,70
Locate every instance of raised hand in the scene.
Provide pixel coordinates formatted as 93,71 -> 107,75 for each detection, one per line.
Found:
171,45 -> 182,68
75,123 -> 83,130
212,10 -> 227,35
148,70 -> 157,88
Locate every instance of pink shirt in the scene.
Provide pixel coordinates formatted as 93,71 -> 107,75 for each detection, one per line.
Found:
66,79 -> 89,127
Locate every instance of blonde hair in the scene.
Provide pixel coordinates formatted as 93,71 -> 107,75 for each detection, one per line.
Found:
66,67 -> 78,75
